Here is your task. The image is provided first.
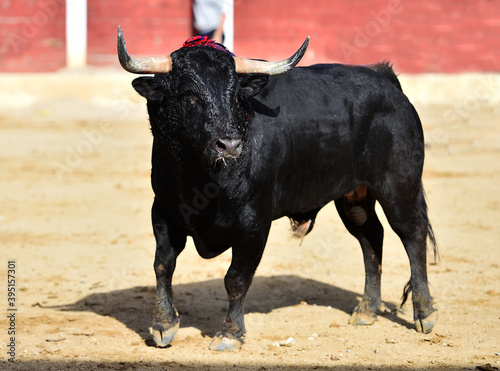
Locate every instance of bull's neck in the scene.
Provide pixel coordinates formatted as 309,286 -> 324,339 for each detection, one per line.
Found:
153,136 -> 226,193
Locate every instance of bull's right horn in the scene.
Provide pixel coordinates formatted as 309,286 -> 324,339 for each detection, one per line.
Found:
117,26 -> 172,74
233,36 -> 310,76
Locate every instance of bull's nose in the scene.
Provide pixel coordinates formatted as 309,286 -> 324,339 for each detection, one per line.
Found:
215,138 -> 242,158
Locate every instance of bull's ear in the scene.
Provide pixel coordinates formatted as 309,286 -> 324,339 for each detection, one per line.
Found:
132,77 -> 165,101
239,73 -> 269,98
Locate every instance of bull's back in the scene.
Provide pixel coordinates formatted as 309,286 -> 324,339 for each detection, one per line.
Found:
250,64 -> 423,217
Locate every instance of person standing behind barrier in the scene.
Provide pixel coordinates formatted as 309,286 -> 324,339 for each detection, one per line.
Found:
193,0 -> 226,44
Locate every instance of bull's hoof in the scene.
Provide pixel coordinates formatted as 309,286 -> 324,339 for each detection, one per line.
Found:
349,302 -> 390,326
208,332 -> 244,352
149,321 -> 180,348
415,310 -> 438,334
349,311 -> 377,326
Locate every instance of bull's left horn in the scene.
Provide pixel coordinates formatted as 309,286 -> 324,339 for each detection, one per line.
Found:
117,26 -> 172,74
234,36 -> 309,76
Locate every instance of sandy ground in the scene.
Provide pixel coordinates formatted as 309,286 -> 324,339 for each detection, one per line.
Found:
0,71 -> 499,370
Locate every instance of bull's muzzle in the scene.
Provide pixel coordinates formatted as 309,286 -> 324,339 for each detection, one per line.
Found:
215,138 -> 243,159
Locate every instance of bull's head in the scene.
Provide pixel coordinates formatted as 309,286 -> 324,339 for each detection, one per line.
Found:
117,26 -> 308,166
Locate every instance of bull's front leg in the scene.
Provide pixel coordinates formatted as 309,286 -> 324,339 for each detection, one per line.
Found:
150,199 -> 186,347
209,224 -> 269,351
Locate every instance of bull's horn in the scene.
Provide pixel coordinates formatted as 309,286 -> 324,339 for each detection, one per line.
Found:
117,26 -> 172,74
233,36 -> 310,75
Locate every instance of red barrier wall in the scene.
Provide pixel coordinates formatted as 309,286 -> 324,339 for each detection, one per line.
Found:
233,0 -> 500,72
0,0 -> 498,73
0,0 -> 66,72
87,0 -> 192,66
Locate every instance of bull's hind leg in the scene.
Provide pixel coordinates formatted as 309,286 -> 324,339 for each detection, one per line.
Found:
335,188 -> 386,325
380,190 -> 438,334
150,199 -> 186,347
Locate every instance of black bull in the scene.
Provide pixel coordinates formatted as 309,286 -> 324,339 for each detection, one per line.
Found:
118,28 -> 438,351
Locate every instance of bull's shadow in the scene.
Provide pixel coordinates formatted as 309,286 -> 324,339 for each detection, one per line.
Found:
60,275 -> 412,342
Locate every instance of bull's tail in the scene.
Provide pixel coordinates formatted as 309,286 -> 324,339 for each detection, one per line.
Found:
367,61 -> 403,92
401,188 -> 439,307
420,188 -> 439,262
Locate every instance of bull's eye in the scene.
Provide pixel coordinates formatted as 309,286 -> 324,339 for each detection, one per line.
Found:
181,92 -> 199,112
233,94 -> 249,126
